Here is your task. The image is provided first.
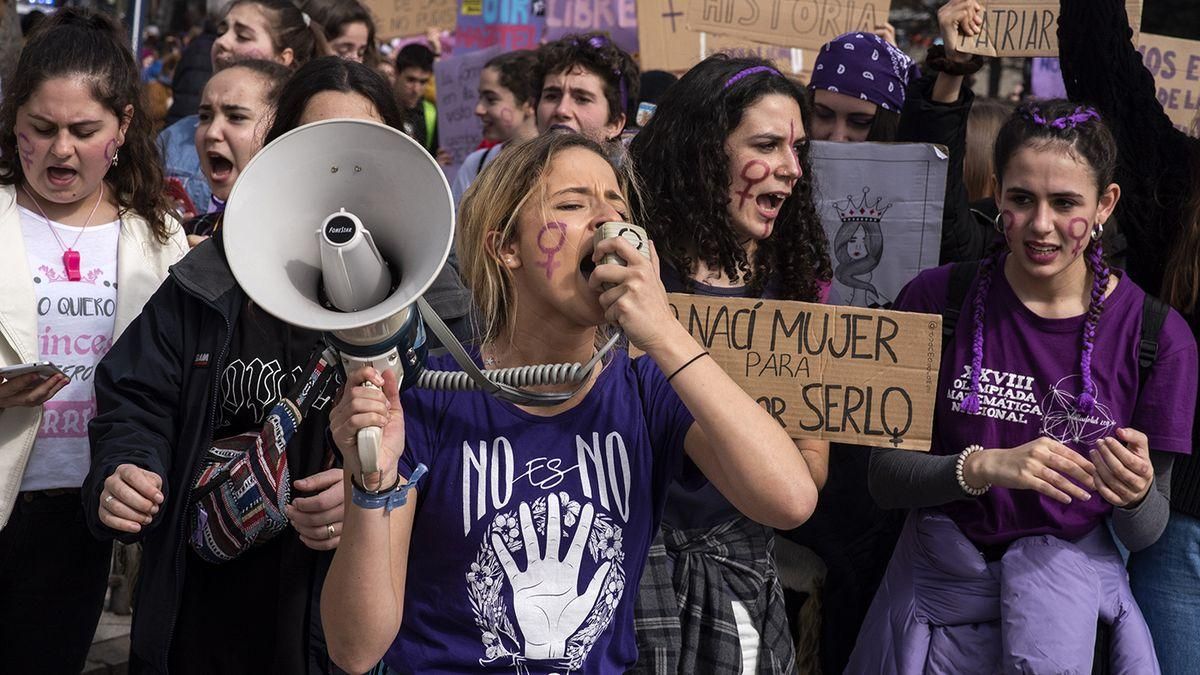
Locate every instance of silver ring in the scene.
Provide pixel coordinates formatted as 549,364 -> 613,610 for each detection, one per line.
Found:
327,523 -> 336,539
104,494 -> 115,505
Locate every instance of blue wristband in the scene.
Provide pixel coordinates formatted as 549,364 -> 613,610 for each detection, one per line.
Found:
351,463 -> 427,512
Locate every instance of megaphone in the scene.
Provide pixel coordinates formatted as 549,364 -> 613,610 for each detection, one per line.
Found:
224,119 -> 450,473
223,119 -> 618,475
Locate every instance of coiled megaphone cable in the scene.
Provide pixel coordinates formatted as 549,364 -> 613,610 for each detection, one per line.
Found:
415,297 -> 621,406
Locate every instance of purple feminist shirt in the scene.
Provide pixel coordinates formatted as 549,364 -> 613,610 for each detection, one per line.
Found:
385,349 -> 693,673
896,262 -> 1197,545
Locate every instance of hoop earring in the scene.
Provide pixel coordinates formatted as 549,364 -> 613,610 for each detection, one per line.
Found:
993,211 -> 1004,234
1091,222 -> 1104,241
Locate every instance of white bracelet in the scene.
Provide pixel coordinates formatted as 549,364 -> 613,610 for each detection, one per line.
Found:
956,444 -> 990,496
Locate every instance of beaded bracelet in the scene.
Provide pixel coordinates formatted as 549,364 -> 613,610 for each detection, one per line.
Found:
956,445 -> 990,497
351,464 -> 428,512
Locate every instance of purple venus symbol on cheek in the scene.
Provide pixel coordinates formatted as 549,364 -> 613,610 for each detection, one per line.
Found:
16,132 -> 35,169
104,139 -> 118,168
536,222 -> 568,279
1066,217 -> 1090,255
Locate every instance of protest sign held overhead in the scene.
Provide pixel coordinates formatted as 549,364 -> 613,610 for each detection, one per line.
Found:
956,0 -> 1142,57
435,46 -> 504,181
638,0 -> 816,79
810,141 -> 947,310
362,0 -> 457,40
665,293 -> 942,450
1136,32 -> 1200,138
457,0 -> 546,52
684,0 -> 891,54
544,0 -> 640,54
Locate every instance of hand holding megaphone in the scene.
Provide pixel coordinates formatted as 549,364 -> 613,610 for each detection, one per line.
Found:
329,366 -> 406,488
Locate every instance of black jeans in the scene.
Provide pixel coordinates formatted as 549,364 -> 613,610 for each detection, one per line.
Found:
0,489 -> 113,673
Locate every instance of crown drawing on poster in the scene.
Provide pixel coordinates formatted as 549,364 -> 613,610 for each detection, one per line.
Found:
835,187 -> 893,223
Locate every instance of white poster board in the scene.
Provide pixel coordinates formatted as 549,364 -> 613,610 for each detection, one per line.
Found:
810,141 -> 948,308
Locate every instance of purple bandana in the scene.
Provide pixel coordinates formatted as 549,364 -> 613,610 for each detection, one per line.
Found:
809,32 -> 916,112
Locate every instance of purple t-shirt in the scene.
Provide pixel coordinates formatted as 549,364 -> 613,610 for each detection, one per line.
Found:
385,349 -> 693,673
895,261 -> 1197,545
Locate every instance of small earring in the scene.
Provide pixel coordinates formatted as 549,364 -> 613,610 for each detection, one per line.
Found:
992,211 -> 1004,234
1091,222 -> 1104,241
110,150 -> 119,168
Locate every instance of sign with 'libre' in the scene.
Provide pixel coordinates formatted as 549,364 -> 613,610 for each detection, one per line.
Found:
666,293 -> 941,450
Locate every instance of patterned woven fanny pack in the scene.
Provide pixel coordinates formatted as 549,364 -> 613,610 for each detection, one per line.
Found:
187,348 -> 338,564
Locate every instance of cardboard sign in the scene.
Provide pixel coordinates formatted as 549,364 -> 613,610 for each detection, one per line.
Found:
456,0 -> 547,53
1137,32 -> 1200,138
362,0 -> 457,40
957,0 -> 1142,58
810,141 -> 947,310
543,0 -> 640,54
684,0 -> 891,54
434,46 -> 503,181
638,0 -> 816,79
666,293 -> 941,450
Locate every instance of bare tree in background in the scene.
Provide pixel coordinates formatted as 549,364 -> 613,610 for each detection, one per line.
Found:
0,0 -> 21,93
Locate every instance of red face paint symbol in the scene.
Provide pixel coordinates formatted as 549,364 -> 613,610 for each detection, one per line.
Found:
535,222 -> 568,279
735,160 -> 771,209
786,119 -> 801,180
1066,217 -> 1090,255
16,132 -> 35,169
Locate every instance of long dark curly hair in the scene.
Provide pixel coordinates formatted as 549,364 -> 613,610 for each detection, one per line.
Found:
0,8 -> 173,242
628,55 -> 831,301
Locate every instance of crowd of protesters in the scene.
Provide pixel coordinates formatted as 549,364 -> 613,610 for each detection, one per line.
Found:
0,0 -> 1198,673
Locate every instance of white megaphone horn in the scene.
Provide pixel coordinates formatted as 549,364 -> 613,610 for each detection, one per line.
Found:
223,119 -> 619,475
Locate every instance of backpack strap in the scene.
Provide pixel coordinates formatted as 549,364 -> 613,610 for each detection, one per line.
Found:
1138,295 -> 1170,386
942,261 -> 981,349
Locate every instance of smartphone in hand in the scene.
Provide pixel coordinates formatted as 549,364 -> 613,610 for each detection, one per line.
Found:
0,361 -> 66,381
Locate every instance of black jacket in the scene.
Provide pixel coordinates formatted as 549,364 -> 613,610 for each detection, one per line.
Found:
166,31 -> 216,125
84,236 -> 474,671
897,72 -> 995,265
85,237 -> 251,672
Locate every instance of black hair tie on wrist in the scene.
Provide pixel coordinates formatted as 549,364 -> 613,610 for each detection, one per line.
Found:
667,351 -> 710,383
925,44 -> 985,76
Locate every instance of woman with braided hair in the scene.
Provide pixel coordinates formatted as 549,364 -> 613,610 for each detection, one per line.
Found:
846,100 -> 1197,672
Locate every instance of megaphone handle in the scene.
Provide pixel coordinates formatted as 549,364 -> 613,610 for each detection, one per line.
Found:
356,381 -> 382,475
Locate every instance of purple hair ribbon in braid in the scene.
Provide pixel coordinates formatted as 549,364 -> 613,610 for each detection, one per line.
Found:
961,253 -> 999,415
723,65 -> 783,90
1024,105 -> 1102,130
1077,239 -> 1110,413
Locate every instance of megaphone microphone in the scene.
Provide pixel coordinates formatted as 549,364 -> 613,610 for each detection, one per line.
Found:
223,119 -> 639,477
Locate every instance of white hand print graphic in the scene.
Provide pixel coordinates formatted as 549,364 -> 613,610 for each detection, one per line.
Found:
491,493 -> 611,660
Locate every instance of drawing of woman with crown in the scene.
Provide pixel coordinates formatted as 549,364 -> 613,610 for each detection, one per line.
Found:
833,188 -> 892,308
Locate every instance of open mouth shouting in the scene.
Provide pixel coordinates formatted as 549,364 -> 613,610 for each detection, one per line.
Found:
45,164 -> 79,187
757,191 -> 787,219
205,150 -> 236,187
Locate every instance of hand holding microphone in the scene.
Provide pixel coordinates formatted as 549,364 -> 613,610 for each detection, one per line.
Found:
587,223 -> 676,354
